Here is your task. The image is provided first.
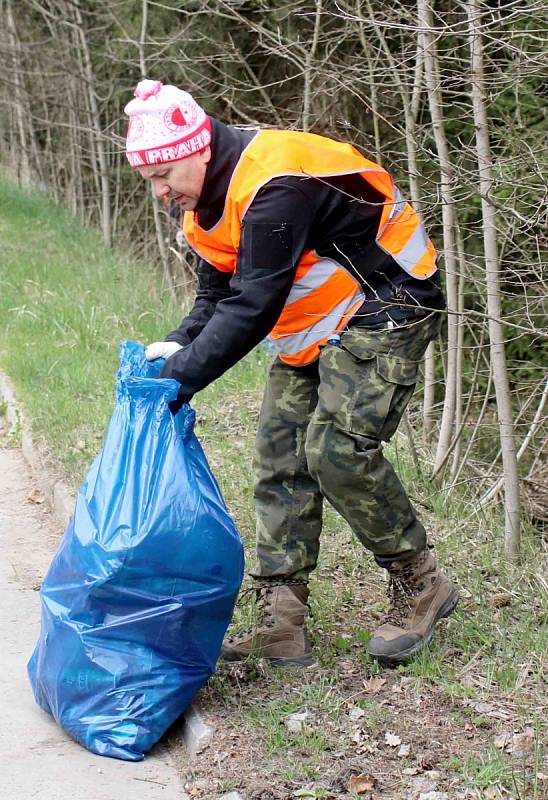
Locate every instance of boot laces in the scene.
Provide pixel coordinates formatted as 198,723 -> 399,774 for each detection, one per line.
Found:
383,564 -> 426,627
227,581 -> 306,642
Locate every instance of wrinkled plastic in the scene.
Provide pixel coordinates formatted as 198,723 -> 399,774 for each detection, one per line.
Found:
28,341 -> 244,761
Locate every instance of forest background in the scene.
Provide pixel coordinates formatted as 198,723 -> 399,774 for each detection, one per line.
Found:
1,0 -> 546,557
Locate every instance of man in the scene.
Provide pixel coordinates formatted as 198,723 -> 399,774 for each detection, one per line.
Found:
125,79 -> 458,667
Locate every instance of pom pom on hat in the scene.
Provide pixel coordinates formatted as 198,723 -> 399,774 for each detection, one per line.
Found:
133,79 -> 163,100
124,79 -> 211,167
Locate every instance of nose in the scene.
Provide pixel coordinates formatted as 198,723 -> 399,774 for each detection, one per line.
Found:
153,178 -> 170,198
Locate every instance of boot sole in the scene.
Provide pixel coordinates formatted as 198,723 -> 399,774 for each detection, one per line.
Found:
369,587 -> 460,666
267,653 -> 316,668
220,648 -> 315,668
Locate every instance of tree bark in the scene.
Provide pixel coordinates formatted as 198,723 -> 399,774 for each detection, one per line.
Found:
467,0 -> 520,557
302,0 -> 323,132
357,1 -> 382,163
138,0 -> 177,298
72,0 -> 112,247
417,0 -> 461,482
6,0 -> 31,186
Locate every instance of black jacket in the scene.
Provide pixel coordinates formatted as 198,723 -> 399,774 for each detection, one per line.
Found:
161,119 -> 445,400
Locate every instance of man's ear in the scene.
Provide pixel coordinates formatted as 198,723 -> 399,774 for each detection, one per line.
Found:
200,145 -> 212,165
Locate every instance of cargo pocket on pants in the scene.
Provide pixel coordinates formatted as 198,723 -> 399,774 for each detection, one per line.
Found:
342,343 -> 420,441
375,353 -> 420,441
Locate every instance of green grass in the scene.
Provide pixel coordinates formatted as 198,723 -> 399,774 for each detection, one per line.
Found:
0,173 -> 268,486
0,176 -> 168,479
447,739 -> 545,799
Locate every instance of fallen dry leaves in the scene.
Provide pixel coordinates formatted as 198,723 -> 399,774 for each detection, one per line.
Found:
510,729 -> 534,755
489,592 -> 512,608
362,677 -> 386,694
27,487 -> 46,504
465,699 -> 512,721
348,773 -> 376,794
384,731 -> 402,747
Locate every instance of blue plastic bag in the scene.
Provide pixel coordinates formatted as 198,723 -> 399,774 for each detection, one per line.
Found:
28,341 -> 244,761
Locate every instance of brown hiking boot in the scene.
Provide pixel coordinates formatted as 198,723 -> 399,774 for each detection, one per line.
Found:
367,548 -> 459,665
220,581 -> 315,667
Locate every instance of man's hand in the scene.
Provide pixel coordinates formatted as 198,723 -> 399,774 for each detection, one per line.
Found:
145,341 -> 183,361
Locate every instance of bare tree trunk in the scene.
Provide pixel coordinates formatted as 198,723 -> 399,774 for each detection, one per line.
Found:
467,0 -> 520,557
364,11 -> 438,444
449,227 -> 467,481
138,0 -> 177,298
361,6 -> 438,442
6,0 -> 31,185
479,378 -> 547,508
302,0 -> 323,132
417,0 -> 461,482
72,0 -> 111,247
408,44 -> 437,442
357,1 -> 381,162
423,342 -> 437,439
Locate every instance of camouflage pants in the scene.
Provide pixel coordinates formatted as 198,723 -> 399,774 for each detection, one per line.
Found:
251,313 -> 441,582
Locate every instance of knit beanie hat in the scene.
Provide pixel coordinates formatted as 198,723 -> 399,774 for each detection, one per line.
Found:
124,79 -> 212,167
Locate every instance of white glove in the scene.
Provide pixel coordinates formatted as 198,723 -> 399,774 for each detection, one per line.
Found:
145,341 -> 183,361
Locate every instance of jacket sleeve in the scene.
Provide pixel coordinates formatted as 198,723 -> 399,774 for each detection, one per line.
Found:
160,179 -> 323,400
164,258 -> 233,346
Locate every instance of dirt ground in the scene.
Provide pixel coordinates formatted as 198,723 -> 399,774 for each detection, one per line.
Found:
173,623 -> 545,799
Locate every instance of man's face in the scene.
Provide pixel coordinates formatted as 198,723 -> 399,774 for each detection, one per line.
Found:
137,147 -> 211,211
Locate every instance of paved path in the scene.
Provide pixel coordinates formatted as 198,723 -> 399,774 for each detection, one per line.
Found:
0,448 -> 183,800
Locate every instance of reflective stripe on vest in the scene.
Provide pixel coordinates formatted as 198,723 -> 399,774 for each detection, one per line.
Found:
183,129 -> 437,365
268,268 -> 365,367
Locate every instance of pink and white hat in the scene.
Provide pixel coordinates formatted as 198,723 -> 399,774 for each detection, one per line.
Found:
124,79 -> 212,167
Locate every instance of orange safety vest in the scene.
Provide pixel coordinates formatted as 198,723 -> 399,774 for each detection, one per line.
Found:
183,129 -> 437,367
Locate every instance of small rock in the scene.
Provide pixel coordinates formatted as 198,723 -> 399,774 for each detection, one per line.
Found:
418,793 -> 448,800
185,779 -> 209,795
494,732 -> 510,750
285,710 -> 309,734
349,706 -> 366,721
409,772 -> 440,797
220,793 -> 246,800
398,743 -> 411,757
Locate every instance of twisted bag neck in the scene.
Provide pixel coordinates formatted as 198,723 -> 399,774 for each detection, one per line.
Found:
115,340 -> 195,439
